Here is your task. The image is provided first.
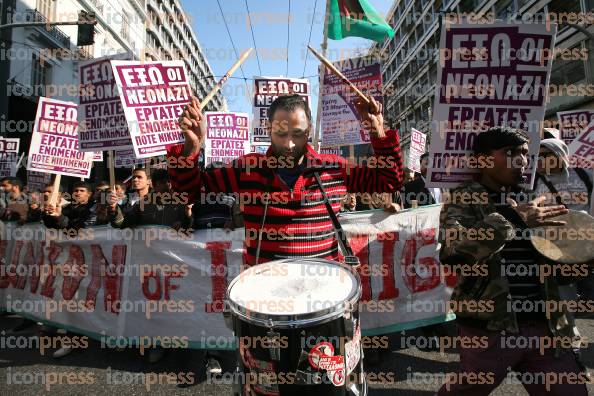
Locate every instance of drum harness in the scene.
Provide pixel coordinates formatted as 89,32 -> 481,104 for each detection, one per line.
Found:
251,167 -> 361,374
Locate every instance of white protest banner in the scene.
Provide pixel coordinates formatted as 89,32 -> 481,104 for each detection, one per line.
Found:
114,148 -> 144,168
0,205 -> 453,347
568,120 -> 594,168
320,56 -> 382,147
204,112 -> 250,166
0,138 -> 20,177
27,97 -> 93,178
557,110 -> 594,146
252,77 -> 309,145
426,20 -> 556,188
111,60 -> 190,158
93,151 -> 103,161
408,128 -> 427,173
27,170 -> 52,191
79,54 -> 133,151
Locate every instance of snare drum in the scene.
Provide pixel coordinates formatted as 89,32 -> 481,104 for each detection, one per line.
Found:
225,259 -> 365,396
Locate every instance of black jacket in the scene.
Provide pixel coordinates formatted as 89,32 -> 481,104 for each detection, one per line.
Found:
400,177 -> 435,208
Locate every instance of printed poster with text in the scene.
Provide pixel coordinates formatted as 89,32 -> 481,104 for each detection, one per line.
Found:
408,128 -> 427,173
426,20 -> 556,188
111,60 -> 190,158
557,110 -> 594,167
26,97 -> 93,178
0,138 -> 20,178
320,56 -> 383,147
79,53 -> 133,151
252,76 -> 309,145
568,120 -> 594,169
204,112 -> 250,166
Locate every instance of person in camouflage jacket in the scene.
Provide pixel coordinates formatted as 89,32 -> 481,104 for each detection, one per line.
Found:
437,127 -> 589,396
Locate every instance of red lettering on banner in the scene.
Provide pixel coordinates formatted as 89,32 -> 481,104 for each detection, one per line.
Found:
164,272 -> 181,300
0,240 -> 9,288
377,232 -> 399,300
40,242 -> 62,298
142,271 -> 162,300
61,245 -> 85,300
23,241 -> 45,293
349,235 -> 371,301
85,245 -> 106,309
8,241 -> 24,288
205,241 -> 231,313
103,245 -> 126,313
401,228 -> 440,293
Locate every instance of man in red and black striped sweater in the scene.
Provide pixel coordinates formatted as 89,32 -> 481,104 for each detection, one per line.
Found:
168,94 -> 404,265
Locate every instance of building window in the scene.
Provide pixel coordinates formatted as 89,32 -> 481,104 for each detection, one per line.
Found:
547,0 -> 581,14
31,53 -> 50,96
550,44 -> 586,86
36,0 -> 56,20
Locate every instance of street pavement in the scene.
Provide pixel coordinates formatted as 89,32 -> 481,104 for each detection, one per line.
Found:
1,314 -> 593,395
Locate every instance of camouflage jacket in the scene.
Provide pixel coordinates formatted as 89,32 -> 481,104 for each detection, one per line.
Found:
439,181 -> 579,351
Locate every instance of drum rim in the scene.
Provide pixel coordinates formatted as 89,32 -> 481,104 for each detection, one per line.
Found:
225,258 -> 362,329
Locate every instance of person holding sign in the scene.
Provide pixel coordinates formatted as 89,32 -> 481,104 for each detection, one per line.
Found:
169,94 -> 404,265
438,127 -> 587,395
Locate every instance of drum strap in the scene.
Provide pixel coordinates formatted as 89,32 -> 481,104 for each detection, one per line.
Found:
312,171 -> 360,267
255,171 -> 274,265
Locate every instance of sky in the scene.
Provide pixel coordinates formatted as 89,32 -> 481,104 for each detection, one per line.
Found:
180,0 -> 393,120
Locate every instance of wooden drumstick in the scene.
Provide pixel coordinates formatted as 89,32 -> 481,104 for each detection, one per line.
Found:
199,48 -> 253,109
307,45 -> 370,105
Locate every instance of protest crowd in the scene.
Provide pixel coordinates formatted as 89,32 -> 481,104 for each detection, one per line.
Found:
2,1 -> 594,395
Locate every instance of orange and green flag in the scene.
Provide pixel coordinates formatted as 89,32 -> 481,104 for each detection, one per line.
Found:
327,0 -> 394,42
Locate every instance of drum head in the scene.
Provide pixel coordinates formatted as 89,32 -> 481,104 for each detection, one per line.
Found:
227,259 -> 360,327
530,210 -> 594,264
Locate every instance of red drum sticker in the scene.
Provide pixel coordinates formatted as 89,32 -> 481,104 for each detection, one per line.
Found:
308,342 -> 334,369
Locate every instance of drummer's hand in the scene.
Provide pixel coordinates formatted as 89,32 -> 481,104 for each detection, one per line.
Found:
355,96 -> 385,138
507,196 -> 568,228
179,96 -> 206,157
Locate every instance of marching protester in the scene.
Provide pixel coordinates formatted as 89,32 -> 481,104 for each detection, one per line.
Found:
43,181 -> 97,230
0,177 -> 29,224
438,127 -> 587,395
400,152 -> 443,208
111,168 -> 191,230
169,94 -> 404,265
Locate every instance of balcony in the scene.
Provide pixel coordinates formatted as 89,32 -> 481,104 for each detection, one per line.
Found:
24,9 -> 70,48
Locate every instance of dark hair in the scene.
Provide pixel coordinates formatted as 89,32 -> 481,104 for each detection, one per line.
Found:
133,167 -> 149,178
73,181 -> 92,192
473,127 -> 529,155
43,183 -> 62,192
268,94 -> 312,125
150,168 -> 169,183
115,181 -> 126,191
420,152 -> 429,162
8,177 -> 23,191
95,180 -> 109,189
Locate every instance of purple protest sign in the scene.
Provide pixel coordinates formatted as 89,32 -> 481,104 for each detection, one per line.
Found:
79,54 -> 133,151
557,110 -> 594,145
27,170 -> 52,192
27,97 -> 93,178
568,120 -> 594,169
114,148 -> 144,168
320,56 -> 382,147
204,112 -> 250,166
0,138 -> 20,178
111,60 -> 190,158
252,77 -> 309,144
426,20 -> 556,188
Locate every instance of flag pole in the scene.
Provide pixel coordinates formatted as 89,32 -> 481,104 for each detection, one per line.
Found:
312,0 -> 331,151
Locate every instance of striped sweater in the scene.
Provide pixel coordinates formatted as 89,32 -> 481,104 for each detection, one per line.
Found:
167,129 -> 404,265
